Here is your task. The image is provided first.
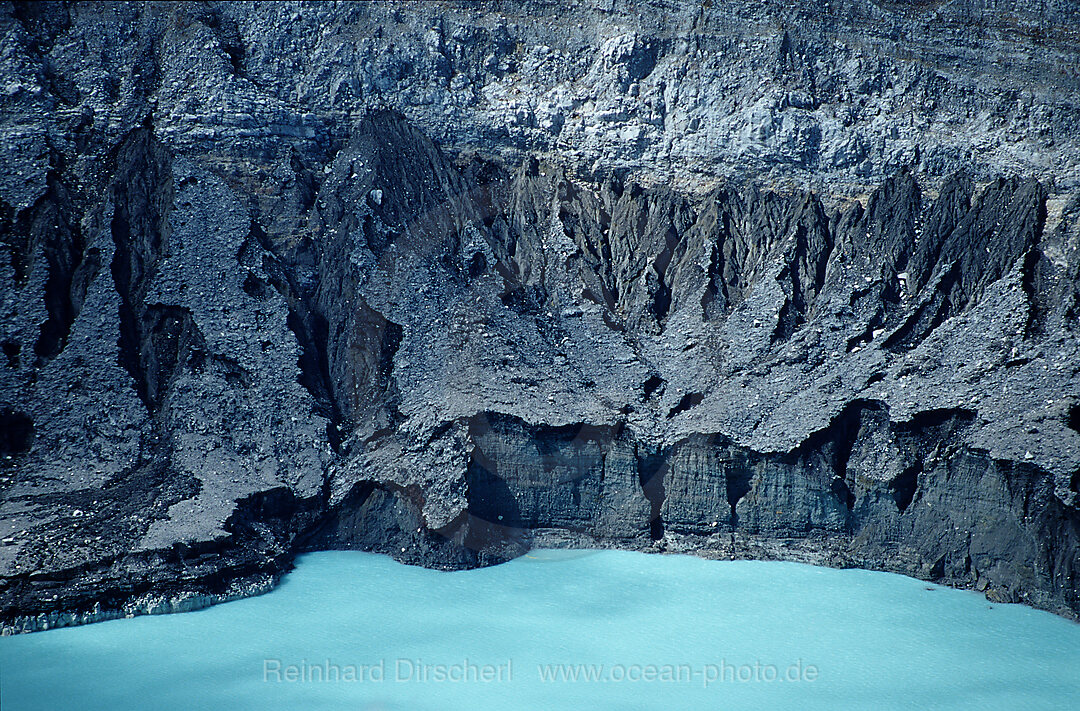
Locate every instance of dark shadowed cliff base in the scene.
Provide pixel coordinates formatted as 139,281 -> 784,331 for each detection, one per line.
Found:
2,0 -> 1080,632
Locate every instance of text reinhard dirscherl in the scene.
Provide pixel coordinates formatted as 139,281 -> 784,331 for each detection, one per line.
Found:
262,658 -> 819,688
263,658 -> 512,684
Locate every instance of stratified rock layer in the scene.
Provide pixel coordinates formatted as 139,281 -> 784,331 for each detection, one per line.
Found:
2,1 -> 1080,631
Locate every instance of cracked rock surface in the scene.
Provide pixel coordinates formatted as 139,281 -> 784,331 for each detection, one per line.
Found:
2,0 -> 1080,631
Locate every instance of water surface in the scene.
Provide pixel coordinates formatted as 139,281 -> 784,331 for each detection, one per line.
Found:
2,549 -> 1078,710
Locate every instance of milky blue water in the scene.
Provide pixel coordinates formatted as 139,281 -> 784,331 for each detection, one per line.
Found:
2,549 -> 1078,710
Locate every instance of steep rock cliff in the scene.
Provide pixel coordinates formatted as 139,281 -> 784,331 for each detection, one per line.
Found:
2,1 -> 1080,631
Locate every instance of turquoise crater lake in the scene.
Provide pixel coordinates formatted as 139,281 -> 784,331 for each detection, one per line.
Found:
2,549 -> 1079,710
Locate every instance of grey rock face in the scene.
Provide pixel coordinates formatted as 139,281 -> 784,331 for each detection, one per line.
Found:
2,1 -> 1080,631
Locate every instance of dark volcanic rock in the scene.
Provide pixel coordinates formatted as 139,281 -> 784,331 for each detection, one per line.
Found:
2,1 -> 1080,632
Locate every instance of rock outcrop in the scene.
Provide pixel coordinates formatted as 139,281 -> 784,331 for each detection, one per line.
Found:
2,1 -> 1080,632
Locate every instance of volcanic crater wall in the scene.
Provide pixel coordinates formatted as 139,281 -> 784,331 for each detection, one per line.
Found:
2,0 -> 1080,632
